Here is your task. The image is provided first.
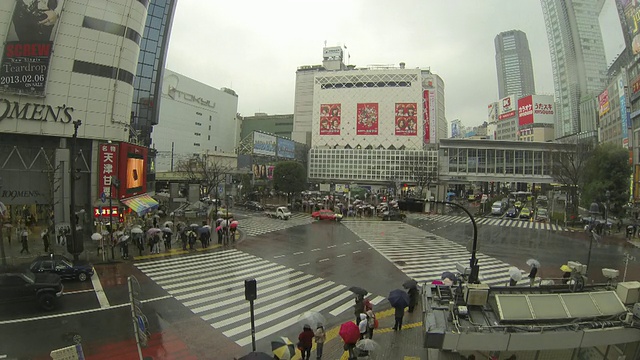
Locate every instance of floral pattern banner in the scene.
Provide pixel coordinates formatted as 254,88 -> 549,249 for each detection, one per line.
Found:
356,103 -> 378,135
319,104 -> 341,135
395,103 -> 418,136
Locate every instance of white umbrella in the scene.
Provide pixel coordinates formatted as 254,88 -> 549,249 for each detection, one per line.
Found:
163,221 -> 173,227
101,230 -> 110,236
91,233 -> 102,241
162,227 -> 173,234
114,230 -> 124,236
509,267 -> 523,281
118,235 -> 130,243
21,230 -> 28,236
131,227 -> 144,234
356,339 -> 377,351
203,225 -> 211,229
297,311 -> 325,327
132,224 -> 142,229
526,259 -> 540,268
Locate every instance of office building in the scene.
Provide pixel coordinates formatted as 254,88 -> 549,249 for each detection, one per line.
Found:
541,0 -> 609,138
494,30 -> 536,99
240,113 -> 294,140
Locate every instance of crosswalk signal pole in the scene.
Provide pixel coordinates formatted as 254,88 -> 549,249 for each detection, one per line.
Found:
244,279 -> 257,351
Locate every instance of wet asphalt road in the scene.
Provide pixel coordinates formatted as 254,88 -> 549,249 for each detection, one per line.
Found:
1,212 -> 639,359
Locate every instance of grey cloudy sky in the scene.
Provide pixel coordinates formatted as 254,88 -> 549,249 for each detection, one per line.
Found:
165,0 -> 625,128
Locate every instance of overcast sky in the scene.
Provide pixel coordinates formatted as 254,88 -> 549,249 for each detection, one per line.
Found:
165,0 -> 626,128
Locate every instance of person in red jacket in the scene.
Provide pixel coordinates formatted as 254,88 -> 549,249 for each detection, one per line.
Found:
298,324 -> 315,360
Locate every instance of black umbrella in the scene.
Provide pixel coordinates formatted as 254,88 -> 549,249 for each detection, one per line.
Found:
388,289 -> 410,308
441,271 -> 457,282
238,352 -> 273,360
402,279 -> 418,289
348,286 -> 368,296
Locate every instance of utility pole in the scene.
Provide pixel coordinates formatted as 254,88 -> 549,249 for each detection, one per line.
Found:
68,120 -> 82,261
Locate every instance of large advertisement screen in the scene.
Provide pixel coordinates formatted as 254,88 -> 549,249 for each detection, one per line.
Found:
599,90 -> 610,117
0,0 -> 65,96
394,103 -> 417,136
518,96 -> 534,126
618,0 -> 640,54
356,103 -> 378,135
423,90 -> 430,144
253,132 -> 276,156
118,142 -> 147,199
319,103 -> 341,135
98,143 -> 119,199
498,95 -> 516,120
531,95 -> 555,125
276,138 -> 295,159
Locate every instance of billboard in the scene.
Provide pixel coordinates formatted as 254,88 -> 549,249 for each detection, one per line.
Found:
253,132 -> 276,156
319,103 -> 341,135
518,96 -> 534,126
98,143 -> 120,199
276,138 -> 295,159
451,121 -> 460,138
498,95 -> 516,120
118,142 -> 147,199
394,103 -> 418,136
423,90 -> 430,144
356,103 -> 378,135
619,75 -> 630,148
598,90 -> 610,117
488,102 -> 498,123
619,0 -> 640,54
0,0 -> 65,96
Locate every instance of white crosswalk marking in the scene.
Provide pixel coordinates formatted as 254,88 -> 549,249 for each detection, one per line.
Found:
135,249 -> 381,347
407,213 -> 570,232
238,213 -> 312,237
342,222 -> 527,287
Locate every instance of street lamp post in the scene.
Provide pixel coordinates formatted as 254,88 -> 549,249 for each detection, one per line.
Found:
585,202 -> 600,278
109,176 -> 120,261
68,120 -> 82,261
427,200 -> 480,283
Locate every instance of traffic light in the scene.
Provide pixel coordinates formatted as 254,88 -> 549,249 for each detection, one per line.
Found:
245,279 -> 257,301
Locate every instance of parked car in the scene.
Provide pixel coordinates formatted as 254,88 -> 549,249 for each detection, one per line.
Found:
29,254 -> 94,282
265,206 -> 292,220
244,201 -> 264,211
505,207 -> 519,218
0,270 -> 63,311
311,209 -> 343,221
519,207 -> 532,219
536,208 -> 549,222
381,210 -> 406,221
491,201 -> 506,215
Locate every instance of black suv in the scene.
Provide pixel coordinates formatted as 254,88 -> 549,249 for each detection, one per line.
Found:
0,271 -> 63,311
381,210 -> 407,221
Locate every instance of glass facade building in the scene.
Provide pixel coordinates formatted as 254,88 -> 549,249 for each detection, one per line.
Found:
495,30 -> 536,100
131,0 -> 178,147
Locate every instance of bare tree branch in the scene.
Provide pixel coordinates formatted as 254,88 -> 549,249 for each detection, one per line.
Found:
175,155 -> 234,200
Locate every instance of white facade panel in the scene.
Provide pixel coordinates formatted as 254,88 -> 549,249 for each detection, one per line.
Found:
153,69 -> 239,172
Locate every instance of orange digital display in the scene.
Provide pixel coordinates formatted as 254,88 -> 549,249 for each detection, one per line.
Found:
126,157 -> 144,191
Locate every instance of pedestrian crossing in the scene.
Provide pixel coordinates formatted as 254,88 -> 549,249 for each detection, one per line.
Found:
239,213 -> 312,237
342,221 -> 526,287
407,213 -> 571,232
134,249 -> 386,347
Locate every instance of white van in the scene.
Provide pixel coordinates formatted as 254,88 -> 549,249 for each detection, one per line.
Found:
491,201 -> 505,215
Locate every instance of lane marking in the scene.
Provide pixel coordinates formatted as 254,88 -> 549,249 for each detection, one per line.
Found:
293,251 -> 304,255
352,250 -> 361,254
319,258 -> 330,262
336,254 -> 346,258
273,255 -> 285,258
327,245 -> 337,248
311,248 -> 321,252
343,242 -> 351,245
0,295 -> 172,325
63,289 -> 95,295
298,262 -> 310,267
91,267 -> 110,309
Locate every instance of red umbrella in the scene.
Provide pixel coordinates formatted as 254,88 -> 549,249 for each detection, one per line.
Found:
339,321 -> 360,345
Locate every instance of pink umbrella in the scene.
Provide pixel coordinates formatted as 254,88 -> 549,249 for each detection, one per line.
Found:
230,221 -> 238,229
215,226 -> 222,232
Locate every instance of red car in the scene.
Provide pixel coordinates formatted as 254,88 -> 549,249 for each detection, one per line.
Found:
311,209 -> 343,221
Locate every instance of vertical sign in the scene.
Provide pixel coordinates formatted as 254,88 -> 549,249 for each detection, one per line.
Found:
356,103 -> 378,135
518,96 -> 534,126
598,90 -> 610,117
429,91 -> 436,143
0,0 -> 65,96
423,90 -> 430,144
319,104 -> 341,135
98,143 -> 119,199
619,75 -> 629,148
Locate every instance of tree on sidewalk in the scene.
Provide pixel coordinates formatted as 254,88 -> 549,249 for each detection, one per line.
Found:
272,161 -> 306,206
175,154 -> 234,213
582,143 -> 631,218
550,140 -> 594,223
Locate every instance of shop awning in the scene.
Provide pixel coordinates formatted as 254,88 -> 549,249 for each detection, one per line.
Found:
122,194 -> 159,216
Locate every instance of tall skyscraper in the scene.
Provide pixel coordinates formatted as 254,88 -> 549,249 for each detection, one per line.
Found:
494,30 -> 536,100
541,0 -> 609,138
131,0 -> 178,147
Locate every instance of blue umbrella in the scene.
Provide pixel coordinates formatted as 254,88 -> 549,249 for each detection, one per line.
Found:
387,289 -> 410,308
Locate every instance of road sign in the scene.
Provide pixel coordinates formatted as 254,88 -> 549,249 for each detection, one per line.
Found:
100,192 -> 106,203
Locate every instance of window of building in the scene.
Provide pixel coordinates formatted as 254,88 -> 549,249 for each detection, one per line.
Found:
194,143 -> 200,146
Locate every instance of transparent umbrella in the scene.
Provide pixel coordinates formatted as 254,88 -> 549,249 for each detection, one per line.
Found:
297,311 -> 325,327
356,339 -> 377,351
509,267 -> 523,281
91,233 -> 102,241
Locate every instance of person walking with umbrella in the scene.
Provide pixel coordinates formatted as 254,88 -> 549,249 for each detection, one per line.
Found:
163,227 -> 172,250
388,289 -> 410,331
339,321 -> 359,360
353,295 -> 365,324
297,324 -> 314,360
314,322 -> 326,360
527,259 -> 540,287
180,228 -> 188,250
407,286 -> 419,313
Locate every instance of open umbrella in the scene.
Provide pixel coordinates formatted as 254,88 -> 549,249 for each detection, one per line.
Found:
388,289 -> 410,308
297,311 -> 325,327
162,227 -> 173,234
131,227 -> 143,234
3,223 -> 13,228
560,264 -> 572,273
402,279 -> 418,289
118,235 -> 130,243
91,233 -> 102,241
238,352 -> 272,360
509,267 -> 523,281
339,321 -> 360,345
203,224 -> 211,229
356,339 -> 378,351
146,228 -> 162,236
348,286 -> 368,297
441,271 -> 457,282
197,227 -> 210,235
526,259 -> 540,268
163,221 -> 173,228
189,223 -> 199,228
270,336 -> 295,360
